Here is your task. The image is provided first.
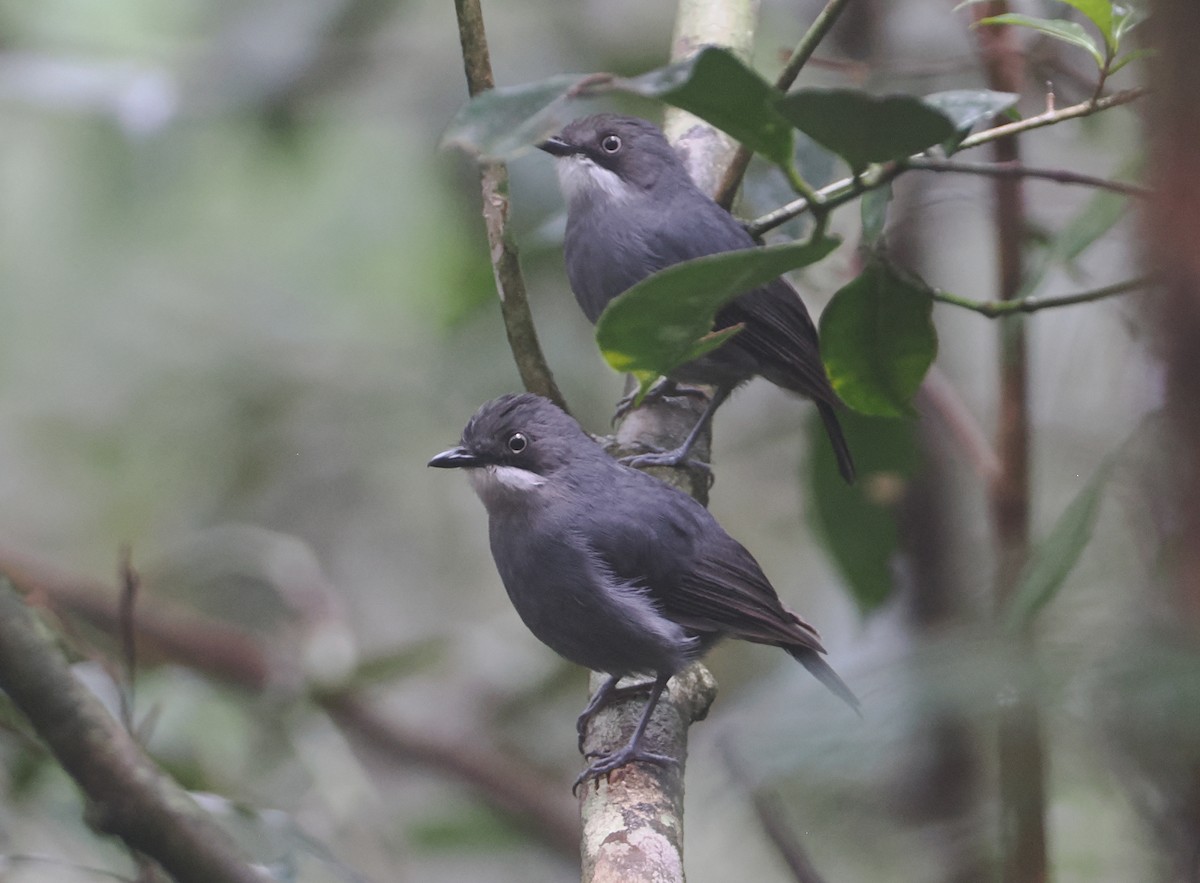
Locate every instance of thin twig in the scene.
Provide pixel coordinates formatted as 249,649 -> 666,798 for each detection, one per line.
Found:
453,0 -> 567,410
933,274 -> 1152,317
905,157 -> 1151,199
722,744 -> 829,883
747,87 -> 1147,237
917,368 -> 1001,485
714,0 -> 854,210
117,545 -> 139,734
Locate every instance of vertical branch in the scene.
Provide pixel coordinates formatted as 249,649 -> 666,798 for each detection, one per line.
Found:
453,0 -> 567,410
968,6 -> 1048,883
581,3 -> 757,881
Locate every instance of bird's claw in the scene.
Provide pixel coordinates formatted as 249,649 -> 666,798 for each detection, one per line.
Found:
620,446 -> 712,474
571,747 -> 677,796
611,382 -> 708,425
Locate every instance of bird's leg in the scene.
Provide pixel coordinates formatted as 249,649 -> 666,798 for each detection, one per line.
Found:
576,675 -> 655,753
573,673 -> 675,795
612,379 -> 708,425
620,385 -> 731,470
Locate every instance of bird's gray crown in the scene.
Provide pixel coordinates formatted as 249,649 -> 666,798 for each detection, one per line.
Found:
540,114 -> 690,195
458,393 -> 591,475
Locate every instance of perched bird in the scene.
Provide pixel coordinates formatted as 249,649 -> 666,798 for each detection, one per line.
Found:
429,393 -> 858,791
539,113 -> 855,482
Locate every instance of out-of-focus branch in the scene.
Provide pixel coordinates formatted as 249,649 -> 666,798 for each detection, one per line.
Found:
0,580 -> 269,883
0,546 -> 581,863
906,157 -> 1151,199
320,695 -> 581,859
452,0 -> 567,410
917,368 -> 1001,486
714,0 -> 854,210
968,7 -> 1047,883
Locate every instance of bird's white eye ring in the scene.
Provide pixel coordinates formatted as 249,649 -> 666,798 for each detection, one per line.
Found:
507,432 -> 528,454
600,134 -> 621,153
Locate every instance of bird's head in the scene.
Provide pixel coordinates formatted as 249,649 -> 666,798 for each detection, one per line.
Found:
539,114 -> 688,207
428,393 -> 594,507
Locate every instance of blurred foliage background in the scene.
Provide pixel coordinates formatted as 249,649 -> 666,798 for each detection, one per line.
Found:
0,0 -> 1168,881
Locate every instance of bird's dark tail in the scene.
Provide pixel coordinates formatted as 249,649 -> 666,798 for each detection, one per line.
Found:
818,401 -> 855,484
788,645 -> 861,715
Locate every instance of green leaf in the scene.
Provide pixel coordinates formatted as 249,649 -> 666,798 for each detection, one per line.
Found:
1113,3 -> 1149,45
860,183 -> 892,246
1003,461 -> 1114,631
440,74 -> 589,159
1109,46 -> 1155,75
819,261 -> 937,417
623,47 -> 794,167
976,14 -> 1105,68
1058,0 -> 1115,49
809,411 -> 920,613
775,89 -> 958,174
596,237 -> 842,379
922,89 -> 1020,152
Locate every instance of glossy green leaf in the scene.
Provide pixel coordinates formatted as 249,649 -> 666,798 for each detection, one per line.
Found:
775,89 -> 958,174
1113,4 -> 1149,45
922,89 -> 1020,152
809,411 -> 920,613
440,74 -> 590,159
623,47 -> 794,167
977,14 -> 1105,68
819,261 -> 937,417
1003,461 -> 1114,631
1058,0 -> 1115,47
1109,46 -> 1155,75
596,236 -> 842,380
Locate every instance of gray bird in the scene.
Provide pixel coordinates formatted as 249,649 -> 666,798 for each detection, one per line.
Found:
539,114 -> 855,483
428,393 -> 858,791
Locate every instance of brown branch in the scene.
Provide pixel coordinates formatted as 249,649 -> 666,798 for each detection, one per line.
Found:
0,579 -> 269,883
905,157 -> 1151,199
453,0 -> 567,410
320,695 -> 580,859
713,0 -> 854,210
0,545 -> 578,863
917,368 -> 1001,486
968,7 -> 1048,883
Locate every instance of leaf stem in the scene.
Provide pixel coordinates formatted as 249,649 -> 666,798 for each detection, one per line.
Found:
932,274 -> 1152,317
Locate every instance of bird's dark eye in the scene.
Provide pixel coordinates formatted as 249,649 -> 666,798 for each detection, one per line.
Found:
506,432 -> 528,454
600,134 -> 621,154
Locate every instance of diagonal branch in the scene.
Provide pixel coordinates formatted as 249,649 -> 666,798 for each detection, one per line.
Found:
905,157 -> 1151,199
0,580 -> 269,883
453,0 -> 567,410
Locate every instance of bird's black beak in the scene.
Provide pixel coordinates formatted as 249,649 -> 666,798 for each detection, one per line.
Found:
537,135 -> 574,157
428,446 -> 481,469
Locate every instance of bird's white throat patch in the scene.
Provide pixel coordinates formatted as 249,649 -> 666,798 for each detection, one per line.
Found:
467,464 -> 547,501
555,155 -> 635,206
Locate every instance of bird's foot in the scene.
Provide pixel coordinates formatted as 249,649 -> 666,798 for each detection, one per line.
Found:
575,681 -> 655,753
612,381 -> 708,424
572,745 -> 677,796
619,445 -> 711,474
